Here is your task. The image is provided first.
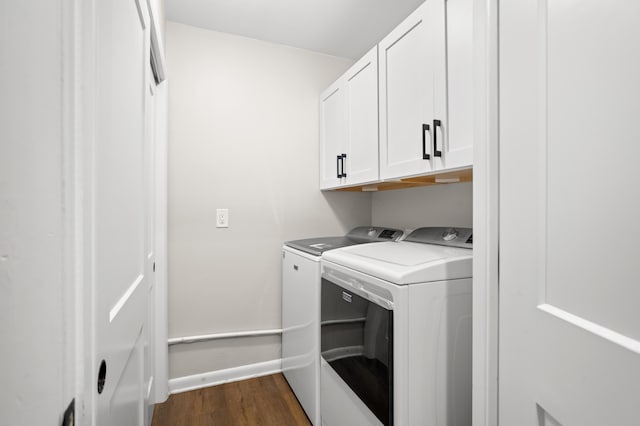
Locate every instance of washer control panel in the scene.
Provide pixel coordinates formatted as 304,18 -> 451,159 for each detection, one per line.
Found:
348,226 -> 404,242
404,227 -> 473,248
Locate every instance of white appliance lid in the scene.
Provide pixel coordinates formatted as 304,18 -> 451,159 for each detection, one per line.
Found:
322,241 -> 472,285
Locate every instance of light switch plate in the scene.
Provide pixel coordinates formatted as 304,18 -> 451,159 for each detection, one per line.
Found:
216,208 -> 229,228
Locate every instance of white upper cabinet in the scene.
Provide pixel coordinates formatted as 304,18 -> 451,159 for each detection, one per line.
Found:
320,47 -> 379,189
320,0 -> 474,189
379,0 -> 473,180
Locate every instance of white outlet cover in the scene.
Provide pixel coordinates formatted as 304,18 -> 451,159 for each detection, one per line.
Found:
216,208 -> 229,228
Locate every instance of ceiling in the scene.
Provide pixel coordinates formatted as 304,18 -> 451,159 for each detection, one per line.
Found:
165,0 -> 425,59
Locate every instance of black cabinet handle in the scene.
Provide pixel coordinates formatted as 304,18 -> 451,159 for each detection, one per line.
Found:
341,153 -> 347,178
433,119 -> 442,157
336,155 -> 342,178
422,123 -> 431,160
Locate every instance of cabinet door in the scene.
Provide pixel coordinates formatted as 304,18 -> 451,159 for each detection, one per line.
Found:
319,80 -> 346,189
379,2 -> 434,179
343,46 -> 379,185
440,0 -> 473,169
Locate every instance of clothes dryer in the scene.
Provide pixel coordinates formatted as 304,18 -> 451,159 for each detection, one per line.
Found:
320,227 -> 473,426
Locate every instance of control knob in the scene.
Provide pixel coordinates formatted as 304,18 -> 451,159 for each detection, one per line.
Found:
442,228 -> 459,241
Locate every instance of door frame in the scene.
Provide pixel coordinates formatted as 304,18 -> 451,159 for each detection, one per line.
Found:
63,0 -> 94,422
472,0 -> 500,425
150,57 -> 169,406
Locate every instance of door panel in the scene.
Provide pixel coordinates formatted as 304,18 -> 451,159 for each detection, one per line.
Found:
379,3 -> 434,179
93,0 -> 151,424
499,1 -> 640,425
544,0 -> 640,340
534,305 -> 640,425
320,82 -> 346,189
108,329 -> 145,426
344,47 -> 379,185
442,0 -> 474,169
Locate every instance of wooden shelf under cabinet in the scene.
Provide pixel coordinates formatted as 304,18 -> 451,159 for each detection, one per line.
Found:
334,168 -> 472,192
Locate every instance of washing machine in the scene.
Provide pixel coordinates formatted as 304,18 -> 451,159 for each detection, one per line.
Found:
320,227 -> 473,426
282,227 -> 404,425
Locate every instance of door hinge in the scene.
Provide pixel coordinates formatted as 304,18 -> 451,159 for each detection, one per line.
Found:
61,398 -> 74,426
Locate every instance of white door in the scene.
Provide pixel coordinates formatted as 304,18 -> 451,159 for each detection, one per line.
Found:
319,81 -> 346,189
379,1 -> 436,179
499,1 -> 640,425
343,46 -> 379,186
92,0 -> 152,424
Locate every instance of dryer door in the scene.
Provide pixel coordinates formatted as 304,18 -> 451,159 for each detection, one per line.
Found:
320,277 -> 394,426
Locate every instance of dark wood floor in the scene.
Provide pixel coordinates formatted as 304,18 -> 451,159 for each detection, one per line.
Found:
152,373 -> 311,426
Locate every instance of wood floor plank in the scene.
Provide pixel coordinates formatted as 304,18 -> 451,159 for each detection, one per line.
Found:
152,373 -> 311,426
273,374 -> 311,425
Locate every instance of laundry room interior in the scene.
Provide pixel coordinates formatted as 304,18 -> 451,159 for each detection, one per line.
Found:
5,0 -> 639,425
166,7 -> 473,381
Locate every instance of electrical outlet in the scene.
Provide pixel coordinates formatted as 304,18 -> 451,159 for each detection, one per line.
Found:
216,208 -> 229,228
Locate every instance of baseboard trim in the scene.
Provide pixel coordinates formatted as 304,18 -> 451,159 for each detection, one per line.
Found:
168,358 -> 283,395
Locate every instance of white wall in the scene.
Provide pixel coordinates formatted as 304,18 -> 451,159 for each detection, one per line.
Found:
166,22 -> 370,379
372,183 -> 473,231
0,1 -> 71,424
